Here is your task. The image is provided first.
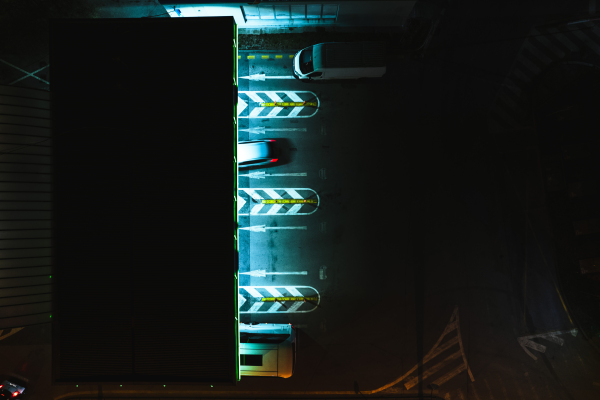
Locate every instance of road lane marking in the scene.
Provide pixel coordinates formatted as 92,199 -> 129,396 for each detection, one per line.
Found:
238,188 -> 319,216
238,91 -> 319,118
370,306 -> 473,393
238,225 -> 307,232
239,127 -> 307,134
239,286 -> 320,313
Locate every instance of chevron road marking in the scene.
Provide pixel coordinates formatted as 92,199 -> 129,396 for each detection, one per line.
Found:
364,306 -> 473,394
489,20 -> 600,134
0,327 -> 24,341
518,328 -> 578,360
238,286 -> 320,313
238,91 -> 319,118
238,188 -> 319,216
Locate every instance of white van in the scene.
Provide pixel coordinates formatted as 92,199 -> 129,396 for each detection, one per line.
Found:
293,42 -> 386,80
239,323 -> 297,378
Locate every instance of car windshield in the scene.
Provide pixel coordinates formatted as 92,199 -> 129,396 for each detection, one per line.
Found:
299,47 -> 314,74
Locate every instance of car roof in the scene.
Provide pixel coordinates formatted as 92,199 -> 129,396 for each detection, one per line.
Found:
238,141 -> 270,163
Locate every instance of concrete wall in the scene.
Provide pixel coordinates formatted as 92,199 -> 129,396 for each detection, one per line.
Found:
161,1 -> 416,32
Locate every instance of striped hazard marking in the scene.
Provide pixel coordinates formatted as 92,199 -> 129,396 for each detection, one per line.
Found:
238,286 -> 320,313
237,188 -> 319,216
370,306 -> 474,393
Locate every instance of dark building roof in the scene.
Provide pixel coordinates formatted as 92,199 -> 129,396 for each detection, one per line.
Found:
50,17 -> 238,384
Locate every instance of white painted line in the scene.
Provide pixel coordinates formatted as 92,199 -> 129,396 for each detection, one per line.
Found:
287,107 -> 304,117
241,188 -> 264,201
237,195 -> 246,212
523,41 -> 554,65
249,107 -> 264,118
239,127 -> 308,134
285,91 -> 304,102
532,28 -> 566,58
518,56 -> 541,74
287,302 -> 304,312
250,204 -> 265,214
267,302 -> 284,312
540,334 -> 564,346
285,189 -> 303,199
266,204 -> 284,214
238,225 -> 307,232
432,363 -> 467,387
546,28 -> 579,51
404,350 -> 462,389
9,64 -> 50,86
286,287 -> 303,296
0,59 -> 50,86
263,189 -> 283,199
248,302 -> 264,313
264,91 -> 284,102
571,28 -> 600,55
266,107 -> 283,117
239,171 -> 308,179
237,98 -> 248,115
239,74 -> 296,80
246,92 -> 266,103
238,294 -> 246,308
244,287 -> 264,298
511,67 -> 532,83
286,204 -> 304,215
503,78 -> 523,97
0,327 -> 24,341
265,287 -> 284,297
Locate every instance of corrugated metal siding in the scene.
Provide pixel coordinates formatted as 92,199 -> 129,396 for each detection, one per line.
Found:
0,84 -> 52,329
318,41 -> 387,68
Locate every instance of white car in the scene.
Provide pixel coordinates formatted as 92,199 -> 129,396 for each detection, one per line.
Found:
238,140 -> 278,168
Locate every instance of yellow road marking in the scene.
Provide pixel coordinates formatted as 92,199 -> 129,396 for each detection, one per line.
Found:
275,55 -> 282,59
260,102 -> 317,107
261,55 -> 269,59
262,199 -> 317,204
262,297 -> 318,302
247,55 -> 255,59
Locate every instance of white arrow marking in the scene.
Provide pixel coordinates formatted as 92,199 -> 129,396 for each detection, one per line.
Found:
239,171 -> 308,179
239,74 -> 296,81
239,127 -> 307,134
240,270 -> 308,277
239,225 -> 308,232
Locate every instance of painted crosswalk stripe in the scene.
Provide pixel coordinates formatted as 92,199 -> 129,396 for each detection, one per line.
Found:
523,41 -> 554,65
433,363 -> 467,387
366,306 -> 473,394
546,28 -> 579,51
532,28 -> 567,58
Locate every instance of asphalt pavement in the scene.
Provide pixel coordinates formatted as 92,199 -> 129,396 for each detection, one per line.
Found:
2,0 -> 600,399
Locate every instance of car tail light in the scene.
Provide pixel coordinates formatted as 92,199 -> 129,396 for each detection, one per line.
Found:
12,392 -> 19,397
269,140 -> 276,142
269,159 -> 278,162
